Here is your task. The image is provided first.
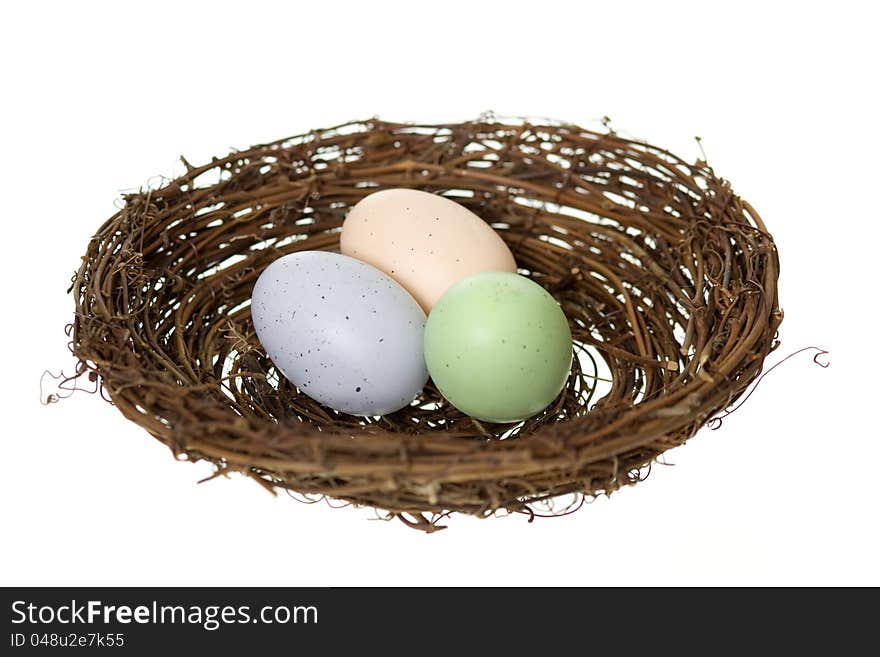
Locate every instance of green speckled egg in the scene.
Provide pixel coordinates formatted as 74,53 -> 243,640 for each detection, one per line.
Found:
424,271 -> 572,423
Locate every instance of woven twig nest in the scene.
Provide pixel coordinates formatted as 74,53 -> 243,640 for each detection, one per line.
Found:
70,117 -> 782,530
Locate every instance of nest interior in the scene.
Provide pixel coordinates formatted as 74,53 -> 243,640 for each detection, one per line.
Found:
69,117 -> 782,530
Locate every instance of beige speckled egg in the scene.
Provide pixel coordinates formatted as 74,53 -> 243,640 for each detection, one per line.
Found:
340,188 -> 517,311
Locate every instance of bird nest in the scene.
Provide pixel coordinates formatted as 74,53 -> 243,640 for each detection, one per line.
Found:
69,116 -> 782,531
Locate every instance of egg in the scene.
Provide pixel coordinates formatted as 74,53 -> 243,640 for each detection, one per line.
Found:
423,271 -> 573,423
251,251 -> 429,416
340,188 -> 517,311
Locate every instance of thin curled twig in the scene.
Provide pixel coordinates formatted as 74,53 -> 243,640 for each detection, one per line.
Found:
40,368 -> 100,405
707,346 -> 829,429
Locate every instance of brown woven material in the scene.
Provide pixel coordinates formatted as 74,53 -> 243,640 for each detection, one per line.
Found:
69,117 -> 782,531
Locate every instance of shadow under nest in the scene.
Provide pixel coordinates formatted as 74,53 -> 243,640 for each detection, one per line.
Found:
69,117 -> 782,531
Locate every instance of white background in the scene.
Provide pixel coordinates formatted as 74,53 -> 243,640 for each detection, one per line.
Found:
1,1 -> 877,586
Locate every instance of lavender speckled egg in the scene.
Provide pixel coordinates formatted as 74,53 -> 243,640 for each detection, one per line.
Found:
251,251 -> 429,415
